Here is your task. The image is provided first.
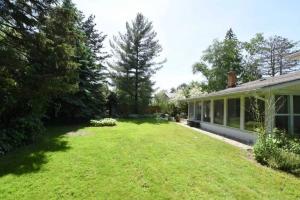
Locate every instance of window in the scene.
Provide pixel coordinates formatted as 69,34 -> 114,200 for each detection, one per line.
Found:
294,96 -> 300,135
275,116 -> 289,133
245,97 -> 265,132
227,98 -> 240,128
203,101 -> 210,122
214,100 -> 224,125
275,95 -> 289,133
294,116 -> 300,135
294,96 -> 300,114
188,102 -> 194,119
195,102 -> 202,120
275,95 -> 289,114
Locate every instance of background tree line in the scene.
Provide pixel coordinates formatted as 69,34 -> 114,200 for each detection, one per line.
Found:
193,29 -> 299,92
0,0 -> 163,154
153,29 -> 299,118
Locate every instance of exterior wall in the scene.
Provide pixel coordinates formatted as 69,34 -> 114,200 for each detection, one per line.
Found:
200,122 -> 256,144
186,86 -> 300,144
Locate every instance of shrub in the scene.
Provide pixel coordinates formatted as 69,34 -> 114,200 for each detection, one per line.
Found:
0,116 -> 44,155
254,130 -> 300,175
90,118 -> 117,127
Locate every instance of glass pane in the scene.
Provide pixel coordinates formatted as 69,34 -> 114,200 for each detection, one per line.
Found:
275,116 -> 289,133
195,102 -> 201,120
245,97 -> 265,132
293,96 -> 300,114
203,101 -> 210,122
188,102 -> 194,119
275,95 -> 288,114
214,100 -> 224,125
294,116 -> 300,135
228,98 -> 240,128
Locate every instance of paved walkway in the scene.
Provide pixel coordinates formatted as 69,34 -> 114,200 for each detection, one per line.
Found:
178,122 -> 252,150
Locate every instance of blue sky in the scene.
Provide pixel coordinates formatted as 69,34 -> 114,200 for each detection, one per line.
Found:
73,0 -> 300,91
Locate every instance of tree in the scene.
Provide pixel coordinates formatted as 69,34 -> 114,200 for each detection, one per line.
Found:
0,0 -> 90,153
260,36 -> 299,76
193,28 -> 243,92
110,13 -> 164,114
241,33 -> 264,82
49,12 -> 109,121
153,90 -> 171,114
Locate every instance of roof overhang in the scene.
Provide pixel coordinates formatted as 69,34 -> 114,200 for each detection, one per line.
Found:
286,51 -> 300,60
180,79 -> 300,102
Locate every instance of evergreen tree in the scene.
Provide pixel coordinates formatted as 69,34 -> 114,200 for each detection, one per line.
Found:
110,13 -> 164,114
0,0 -> 83,153
49,12 -> 109,121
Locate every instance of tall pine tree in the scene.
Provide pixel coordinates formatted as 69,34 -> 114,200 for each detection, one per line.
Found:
47,6 -> 109,121
110,13 -> 164,114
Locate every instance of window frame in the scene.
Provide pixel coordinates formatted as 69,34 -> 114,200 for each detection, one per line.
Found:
227,98 -> 241,129
274,95 -> 300,134
213,99 -> 224,125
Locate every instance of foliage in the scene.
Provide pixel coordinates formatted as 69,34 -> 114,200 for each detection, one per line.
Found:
0,0 -> 80,154
254,129 -> 300,175
259,35 -> 299,76
110,13 -> 165,114
192,31 -> 300,92
48,11 -> 109,121
0,116 -> 44,155
0,0 -> 108,154
193,28 -> 243,92
241,33 -> 264,82
90,118 -> 117,127
152,90 -> 171,114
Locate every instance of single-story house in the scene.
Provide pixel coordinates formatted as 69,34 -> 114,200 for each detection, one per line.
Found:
184,70 -> 300,144
286,51 -> 300,60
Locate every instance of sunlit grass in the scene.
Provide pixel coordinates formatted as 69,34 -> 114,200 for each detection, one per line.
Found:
0,119 -> 299,199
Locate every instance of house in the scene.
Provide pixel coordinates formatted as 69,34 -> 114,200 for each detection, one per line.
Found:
184,70 -> 300,144
286,51 -> 300,60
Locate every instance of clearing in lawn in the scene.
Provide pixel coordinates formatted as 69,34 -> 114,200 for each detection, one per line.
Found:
0,119 -> 300,199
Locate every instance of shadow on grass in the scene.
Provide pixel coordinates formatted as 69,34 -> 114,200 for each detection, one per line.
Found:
0,125 -> 84,177
117,117 -> 170,125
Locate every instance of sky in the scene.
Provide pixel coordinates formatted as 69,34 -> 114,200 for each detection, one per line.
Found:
73,0 -> 300,91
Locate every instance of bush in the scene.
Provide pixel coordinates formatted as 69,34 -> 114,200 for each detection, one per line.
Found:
0,116 -> 44,155
254,130 -> 300,175
90,118 -> 117,127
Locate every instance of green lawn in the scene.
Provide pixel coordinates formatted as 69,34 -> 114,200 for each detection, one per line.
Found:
0,119 -> 300,199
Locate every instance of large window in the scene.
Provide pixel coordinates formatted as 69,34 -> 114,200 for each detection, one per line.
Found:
227,98 -> 240,128
195,102 -> 202,120
245,97 -> 265,132
275,95 -> 289,133
214,100 -> 224,125
203,101 -> 210,122
294,116 -> 300,135
188,102 -> 194,119
294,96 -> 300,135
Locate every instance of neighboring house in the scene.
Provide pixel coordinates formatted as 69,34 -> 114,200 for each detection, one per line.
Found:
286,51 -> 300,60
184,70 -> 300,144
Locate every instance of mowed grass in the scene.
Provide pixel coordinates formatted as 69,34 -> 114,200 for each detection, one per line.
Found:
0,119 -> 300,199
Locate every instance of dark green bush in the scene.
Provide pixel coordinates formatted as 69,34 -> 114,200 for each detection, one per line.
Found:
254,130 -> 300,175
0,116 -> 44,155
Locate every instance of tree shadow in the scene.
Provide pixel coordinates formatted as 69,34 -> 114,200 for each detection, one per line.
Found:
0,125 -> 84,177
118,118 -> 170,125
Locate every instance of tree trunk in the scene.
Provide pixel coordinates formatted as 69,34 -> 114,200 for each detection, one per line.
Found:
134,68 -> 138,114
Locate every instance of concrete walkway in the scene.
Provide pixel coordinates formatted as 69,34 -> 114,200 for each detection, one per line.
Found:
178,122 -> 252,150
